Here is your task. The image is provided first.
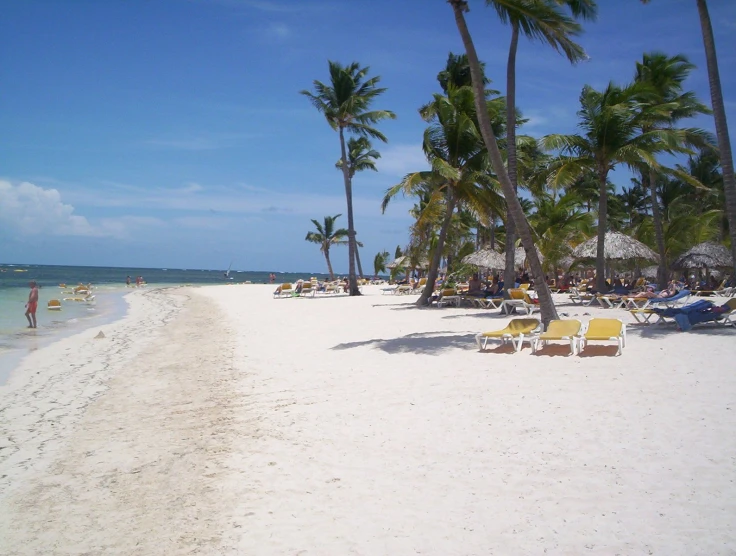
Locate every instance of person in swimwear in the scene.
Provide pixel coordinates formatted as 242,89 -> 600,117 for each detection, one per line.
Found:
25,280 -> 39,328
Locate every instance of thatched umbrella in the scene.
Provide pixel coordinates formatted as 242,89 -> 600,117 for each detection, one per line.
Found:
572,232 -> 658,262
672,241 -> 733,270
462,248 -> 505,269
513,246 -> 544,267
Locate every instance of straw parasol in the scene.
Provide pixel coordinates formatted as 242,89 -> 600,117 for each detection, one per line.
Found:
672,241 -> 733,270
514,246 -> 544,267
572,231 -> 657,262
386,255 -> 430,270
462,248 -> 505,269
641,265 -> 658,279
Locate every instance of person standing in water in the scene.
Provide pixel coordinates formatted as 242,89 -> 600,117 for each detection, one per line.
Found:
25,280 -> 39,329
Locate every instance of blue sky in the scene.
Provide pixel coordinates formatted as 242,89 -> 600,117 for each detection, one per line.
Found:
2,0 -> 735,273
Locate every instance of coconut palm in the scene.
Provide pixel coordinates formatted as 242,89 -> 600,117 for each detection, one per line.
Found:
373,250 -> 390,280
448,0 -> 559,324
642,0 -> 736,278
488,0 -> 597,289
305,214 -> 349,280
382,85 -> 500,306
542,82 -> 691,291
301,61 -> 396,295
336,136 -> 382,279
634,52 -> 711,288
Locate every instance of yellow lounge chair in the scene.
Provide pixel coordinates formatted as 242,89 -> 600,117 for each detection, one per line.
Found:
273,283 -> 293,298
578,318 -> 627,356
299,282 -> 315,297
436,288 -> 460,308
475,318 -> 541,352
499,288 -> 540,315
531,319 -> 581,355
47,299 -> 62,311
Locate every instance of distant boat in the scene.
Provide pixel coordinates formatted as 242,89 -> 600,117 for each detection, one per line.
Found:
224,261 -> 234,280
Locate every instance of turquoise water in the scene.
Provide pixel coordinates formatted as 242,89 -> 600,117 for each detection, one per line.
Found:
0,264 -> 331,384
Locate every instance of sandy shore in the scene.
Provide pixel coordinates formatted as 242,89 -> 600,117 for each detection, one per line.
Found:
1,284 -> 735,554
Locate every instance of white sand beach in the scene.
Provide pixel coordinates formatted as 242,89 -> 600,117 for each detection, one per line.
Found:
1,284 -> 735,554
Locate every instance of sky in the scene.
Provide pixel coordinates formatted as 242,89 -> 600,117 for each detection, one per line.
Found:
2,0 -> 735,273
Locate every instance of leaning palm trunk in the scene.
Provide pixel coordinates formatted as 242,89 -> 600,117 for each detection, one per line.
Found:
697,0 -> 736,278
324,249 -> 335,280
645,169 -> 668,289
503,21 -> 520,290
418,192 -> 456,306
450,1 -> 558,325
338,128 -> 360,295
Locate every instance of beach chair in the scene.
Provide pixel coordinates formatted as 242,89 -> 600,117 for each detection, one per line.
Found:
693,280 -> 727,297
475,318 -> 541,352
499,288 -> 540,315
436,288 -> 461,308
299,282 -> 315,297
412,277 -> 427,293
568,287 -> 596,306
596,294 -> 625,309
531,319 -> 581,355
652,298 -> 736,330
47,299 -> 62,311
578,318 -> 627,356
273,283 -> 293,298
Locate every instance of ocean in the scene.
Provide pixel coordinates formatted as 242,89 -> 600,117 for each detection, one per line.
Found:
0,264 -> 332,384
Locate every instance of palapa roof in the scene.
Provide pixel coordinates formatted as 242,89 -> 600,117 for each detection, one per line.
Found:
386,255 -> 430,270
672,241 -> 734,269
514,246 -> 544,266
641,265 -> 659,279
572,231 -> 657,261
462,248 -> 505,269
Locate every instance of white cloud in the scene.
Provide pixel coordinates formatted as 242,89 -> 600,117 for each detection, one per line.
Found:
376,144 -> 428,177
267,23 -> 290,39
0,180 -> 96,237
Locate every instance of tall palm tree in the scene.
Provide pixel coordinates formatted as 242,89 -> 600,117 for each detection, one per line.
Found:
489,0 -> 597,289
642,0 -> 736,278
336,136 -> 382,279
305,214 -> 349,280
448,0 -> 559,324
382,85 -> 499,306
542,82 -> 689,291
634,52 -> 710,288
301,61 -> 396,295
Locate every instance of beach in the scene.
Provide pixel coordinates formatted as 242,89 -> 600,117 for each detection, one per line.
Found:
1,284 -> 735,554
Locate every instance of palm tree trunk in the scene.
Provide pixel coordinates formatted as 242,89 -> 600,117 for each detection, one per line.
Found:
595,166 -> 608,292
503,21 -> 520,290
490,211 -> 496,250
644,168 -> 668,289
450,0 -> 558,325
697,0 -> 736,278
355,244 -> 364,278
325,249 -> 335,280
418,190 -> 456,306
338,127 -> 360,295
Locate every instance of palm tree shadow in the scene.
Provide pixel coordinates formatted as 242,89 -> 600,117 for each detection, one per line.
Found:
331,332 -> 477,354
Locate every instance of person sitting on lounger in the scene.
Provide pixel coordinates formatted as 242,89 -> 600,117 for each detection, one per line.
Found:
466,274 -> 484,297
633,281 -> 677,299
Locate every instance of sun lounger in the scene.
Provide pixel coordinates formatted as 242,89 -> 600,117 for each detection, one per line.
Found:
273,283 -> 293,298
596,294 -> 625,309
568,287 -> 596,306
623,289 -> 691,310
651,298 -> 736,330
578,318 -> 626,356
499,289 -> 540,315
436,288 -> 461,308
47,299 -> 62,311
531,319 -> 581,355
475,318 -> 541,352
299,282 -> 316,297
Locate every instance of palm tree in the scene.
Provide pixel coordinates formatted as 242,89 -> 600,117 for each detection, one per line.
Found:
448,0 -> 559,324
634,52 -> 711,288
301,61 -> 396,295
642,0 -> 736,279
488,0 -> 597,290
305,214 -> 349,280
542,82 -> 689,291
373,250 -> 390,279
382,85 -> 499,306
336,136 -> 382,279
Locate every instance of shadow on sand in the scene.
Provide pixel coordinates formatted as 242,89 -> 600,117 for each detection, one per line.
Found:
331,332 -> 477,355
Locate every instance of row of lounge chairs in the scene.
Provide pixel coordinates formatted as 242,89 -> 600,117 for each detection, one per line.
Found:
476,318 -> 627,356
273,281 -> 345,298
